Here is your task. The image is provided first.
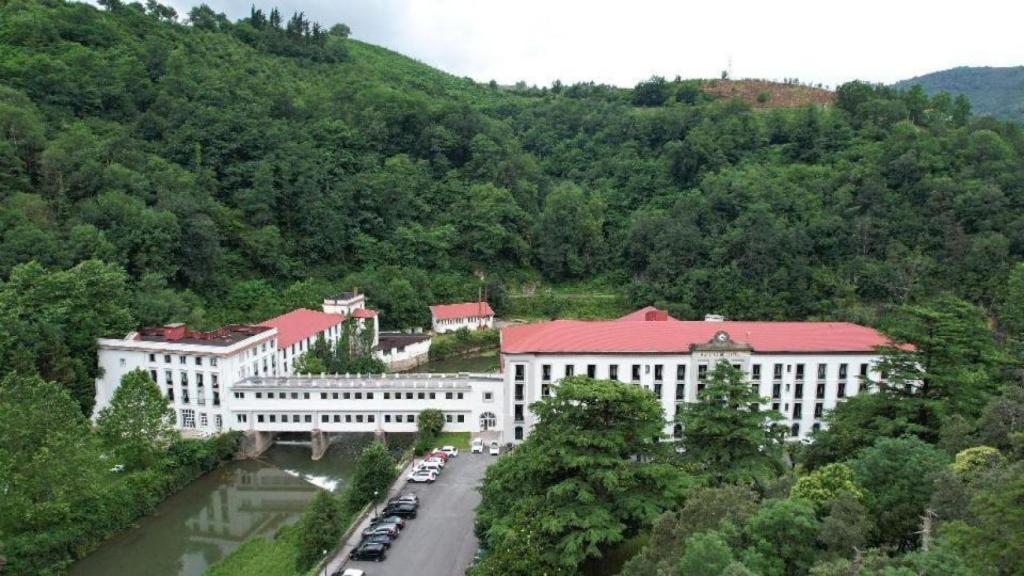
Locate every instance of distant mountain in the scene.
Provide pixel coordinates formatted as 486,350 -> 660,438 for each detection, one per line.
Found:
897,66 -> 1024,122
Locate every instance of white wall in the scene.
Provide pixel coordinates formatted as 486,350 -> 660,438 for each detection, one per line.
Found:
501,351 -> 883,443
432,315 -> 494,334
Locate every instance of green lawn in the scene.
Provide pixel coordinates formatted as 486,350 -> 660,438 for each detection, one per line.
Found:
433,431 -> 472,452
206,526 -> 303,576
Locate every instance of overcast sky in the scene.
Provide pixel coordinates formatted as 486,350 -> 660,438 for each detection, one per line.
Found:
161,0 -> 1023,88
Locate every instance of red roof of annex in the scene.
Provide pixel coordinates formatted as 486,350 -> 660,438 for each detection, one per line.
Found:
262,308 -> 346,349
430,302 -> 494,320
501,308 -> 901,354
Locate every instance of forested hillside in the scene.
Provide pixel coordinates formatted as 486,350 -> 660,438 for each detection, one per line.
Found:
898,66 -> 1024,123
2,1 -> 1024,411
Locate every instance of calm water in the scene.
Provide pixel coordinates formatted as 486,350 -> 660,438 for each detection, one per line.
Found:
71,434 -> 412,576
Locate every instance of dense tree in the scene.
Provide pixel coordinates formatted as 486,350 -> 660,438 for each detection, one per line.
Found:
0,372 -> 101,534
676,362 -> 785,483
96,369 -> 178,470
475,377 -> 685,573
534,182 -> 605,280
294,491 -> 344,571
344,441 -> 395,512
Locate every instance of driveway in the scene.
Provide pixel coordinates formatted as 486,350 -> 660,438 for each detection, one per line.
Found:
337,452 -> 494,576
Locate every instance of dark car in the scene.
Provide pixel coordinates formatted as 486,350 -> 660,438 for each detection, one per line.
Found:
370,514 -> 406,529
362,524 -> 399,539
361,532 -> 394,549
388,493 -> 419,507
382,503 -> 418,519
350,542 -> 387,562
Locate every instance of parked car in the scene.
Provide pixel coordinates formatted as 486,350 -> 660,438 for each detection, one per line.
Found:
489,441 -> 500,456
370,514 -> 406,529
383,502 -> 418,519
471,438 -> 484,453
408,469 -> 437,483
429,450 -> 450,462
440,445 -> 460,457
388,493 -> 419,507
362,524 -> 399,539
424,456 -> 446,468
349,542 -> 387,562
332,569 -> 365,576
417,460 -> 443,474
361,532 -> 394,549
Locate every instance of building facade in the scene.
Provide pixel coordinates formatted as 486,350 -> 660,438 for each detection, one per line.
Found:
498,308 -> 892,443
430,302 -> 495,333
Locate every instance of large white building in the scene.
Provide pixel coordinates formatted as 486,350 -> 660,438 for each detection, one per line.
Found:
430,302 -> 494,333
498,307 -> 894,443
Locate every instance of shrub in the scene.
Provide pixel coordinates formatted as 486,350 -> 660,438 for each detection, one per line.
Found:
295,491 -> 344,571
344,442 -> 396,513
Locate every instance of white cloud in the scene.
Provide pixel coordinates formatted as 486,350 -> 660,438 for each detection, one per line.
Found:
161,0 -> 1024,88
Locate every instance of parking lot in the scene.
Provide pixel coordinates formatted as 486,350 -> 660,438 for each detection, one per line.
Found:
341,450 -> 494,576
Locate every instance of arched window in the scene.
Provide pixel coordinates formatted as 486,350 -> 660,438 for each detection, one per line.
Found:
673,423 -> 683,439
514,426 -> 523,440
791,422 -> 801,437
480,411 -> 496,431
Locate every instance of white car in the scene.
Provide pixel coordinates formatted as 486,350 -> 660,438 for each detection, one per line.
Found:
488,441 -> 500,456
408,469 -> 437,483
471,438 -> 484,453
336,569 -> 365,576
417,460 -> 443,474
440,445 -> 460,457
425,456 -> 446,468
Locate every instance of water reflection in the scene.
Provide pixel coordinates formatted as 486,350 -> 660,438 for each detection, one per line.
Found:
71,434 -> 412,576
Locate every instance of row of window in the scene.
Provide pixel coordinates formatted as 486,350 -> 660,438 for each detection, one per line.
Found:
151,369 -> 220,388
521,361 -> 874,383
236,412 -> 468,425
282,326 -> 339,359
179,409 -> 223,429
149,353 -> 220,367
238,390 -> 478,401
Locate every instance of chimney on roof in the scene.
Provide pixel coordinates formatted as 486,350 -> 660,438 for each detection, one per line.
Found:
163,323 -> 187,341
645,309 -> 669,321
704,314 -> 725,322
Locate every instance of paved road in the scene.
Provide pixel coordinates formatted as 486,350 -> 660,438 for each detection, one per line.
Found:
341,452 -> 494,576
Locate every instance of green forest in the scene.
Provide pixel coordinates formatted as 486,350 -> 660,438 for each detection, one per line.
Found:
1,2 -> 1024,574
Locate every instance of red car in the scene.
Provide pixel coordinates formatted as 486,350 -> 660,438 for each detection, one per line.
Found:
429,451 -> 450,462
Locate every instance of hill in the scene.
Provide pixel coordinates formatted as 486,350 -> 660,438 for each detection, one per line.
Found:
700,78 -> 834,108
897,66 -> 1024,122
1,1 -> 1024,416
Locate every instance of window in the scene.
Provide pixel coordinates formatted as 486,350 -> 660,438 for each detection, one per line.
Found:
267,392 -> 274,399
675,382 -> 685,400
303,392 -> 310,399
791,423 -> 801,437
269,414 -> 276,423
346,415 -> 352,423
322,414 -> 329,423
817,364 -> 826,380
405,392 -> 413,399
609,365 -> 619,380
812,422 -> 821,433
417,392 -> 425,400
446,414 -> 453,423
485,392 -> 493,401
180,371 -> 189,385
182,409 -> 196,428
210,357 -> 217,367
752,364 -> 761,380
839,363 -> 848,380
773,363 -> 783,380
838,382 -> 847,398
816,383 -> 825,399
258,414 -> 265,423
772,402 -> 779,412
165,370 -> 173,385
676,365 -> 686,380
542,384 -> 550,397
457,392 -> 464,400
515,426 -> 524,440
149,369 -> 158,382
654,383 -> 662,397
814,403 -> 823,418
334,415 -> 341,422
429,392 -> 435,399
654,365 -> 663,381
213,392 -> 220,406
196,357 -> 203,366
355,415 -> 363,423
514,405 -> 524,422
344,392 -> 351,400
234,392 -> 245,399
565,365 -> 575,378
514,364 -> 525,381
587,364 -> 596,378
167,387 -> 174,402
698,365 -> 708,381
772,383 -> 781,398
859,363 -> 869,377
212,374 -> 218,387
148,353 -> 156,362
542,364 -> 551,381
793,403 -> 802,418
290,392 -> 298,399
368,415 -> 375,423
631,364 -> 641,382
457,414 -> 464,423
408,414 -> 415,423
445,392 -> 452,400
795,383 -> 803,398
795,364 -> 805,380
321,392 -> 328,399
385,415 -> 391,423
164,355 -> 171,363
179,355 -> 186,365
367,392 -> 374,400
197,373 -> 204,387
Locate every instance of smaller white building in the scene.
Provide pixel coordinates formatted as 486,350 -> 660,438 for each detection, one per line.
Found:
430,302 -> 495,334
376,332 -> 432,371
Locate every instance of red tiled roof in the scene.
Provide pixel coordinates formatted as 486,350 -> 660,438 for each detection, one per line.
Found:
501,315 -> 899,354
352,308 -> 378,319
263,308 -> 345,349
430,302 -> 494,320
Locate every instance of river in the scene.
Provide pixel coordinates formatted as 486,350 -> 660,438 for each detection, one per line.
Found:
70,433 -> 412,576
